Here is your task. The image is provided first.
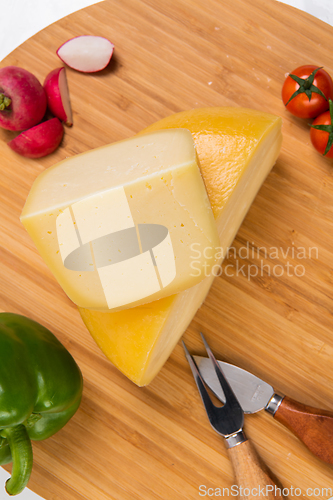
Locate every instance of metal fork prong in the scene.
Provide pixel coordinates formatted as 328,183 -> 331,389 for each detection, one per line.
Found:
182,341 -> 219,426
199,332 -> 243,410
183,339 -> 244,437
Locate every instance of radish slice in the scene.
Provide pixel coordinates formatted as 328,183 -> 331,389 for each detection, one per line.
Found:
57,36 -> 114,73
44,67 -> 73,126
8,117 -> 64,158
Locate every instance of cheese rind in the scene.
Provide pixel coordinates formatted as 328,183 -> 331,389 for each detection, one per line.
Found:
79,107 -> 283,386
21,129 -> 220,311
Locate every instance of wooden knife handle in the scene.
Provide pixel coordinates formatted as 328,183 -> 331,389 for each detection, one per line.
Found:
274,396 -> 333,463
228,440 -> 283,499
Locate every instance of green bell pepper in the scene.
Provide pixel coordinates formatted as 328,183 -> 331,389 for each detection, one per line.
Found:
0,313 -> 83,496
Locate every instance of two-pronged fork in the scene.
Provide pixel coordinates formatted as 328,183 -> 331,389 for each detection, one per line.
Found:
183,333 -> 283,500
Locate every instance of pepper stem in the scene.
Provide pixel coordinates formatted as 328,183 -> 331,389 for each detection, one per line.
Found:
0,93 -> 12,111
0,425 -> 33,495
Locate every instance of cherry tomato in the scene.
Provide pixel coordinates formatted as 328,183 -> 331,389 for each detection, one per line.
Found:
282,65 -> 333,119
310,100 -> 333,158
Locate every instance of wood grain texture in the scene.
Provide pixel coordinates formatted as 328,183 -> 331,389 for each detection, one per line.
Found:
1,0 -> 333,498
228,440 -> 283,499
274,397 -> 333,464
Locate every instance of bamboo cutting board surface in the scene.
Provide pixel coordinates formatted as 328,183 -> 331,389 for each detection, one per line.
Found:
1,0 -> 333,498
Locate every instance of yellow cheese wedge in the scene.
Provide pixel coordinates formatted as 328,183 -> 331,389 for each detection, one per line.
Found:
20,129 -> 220,311
80,107 -> 282,386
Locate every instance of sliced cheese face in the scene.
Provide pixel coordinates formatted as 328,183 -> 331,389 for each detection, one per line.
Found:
21,129 -> 220,311
79,107 -> 283,386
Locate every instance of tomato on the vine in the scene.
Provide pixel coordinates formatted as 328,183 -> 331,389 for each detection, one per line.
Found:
310,100 -> 333,158
282,65 -> 333,119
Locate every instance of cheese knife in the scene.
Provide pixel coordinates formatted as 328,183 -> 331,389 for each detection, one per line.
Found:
194,356 -> 333,464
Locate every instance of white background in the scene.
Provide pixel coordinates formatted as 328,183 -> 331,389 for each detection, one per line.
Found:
0,0 -> 332,499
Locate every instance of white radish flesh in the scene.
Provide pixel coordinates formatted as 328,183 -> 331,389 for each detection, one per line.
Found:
57,36 -> 114,73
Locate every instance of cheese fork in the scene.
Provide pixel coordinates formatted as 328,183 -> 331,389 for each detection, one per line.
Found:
182,334 -> 283,500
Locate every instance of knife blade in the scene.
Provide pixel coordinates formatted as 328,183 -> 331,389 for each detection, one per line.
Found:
194,356 -> 333,464
194,356 -> 275,414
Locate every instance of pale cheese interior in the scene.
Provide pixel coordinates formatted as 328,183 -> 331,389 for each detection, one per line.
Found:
21,129 -> 220,311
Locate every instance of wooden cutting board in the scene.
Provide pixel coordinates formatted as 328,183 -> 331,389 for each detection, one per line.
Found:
1,0 -> 333,498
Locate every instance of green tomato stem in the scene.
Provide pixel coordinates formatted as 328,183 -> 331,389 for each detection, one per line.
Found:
0,93 -> 12,111
304,80 -> 311,90
285,67 -> 327,106
0,425 -> 33,496
329,98 -> 333,117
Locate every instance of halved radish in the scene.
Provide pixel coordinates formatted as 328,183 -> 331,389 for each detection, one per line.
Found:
8,117 -> 64,158
57,36 -> 114,73
44,67 -> 73,126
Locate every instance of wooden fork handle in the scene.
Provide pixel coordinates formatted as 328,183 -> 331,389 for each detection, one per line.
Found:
273,396 -> 333,464
228,439 -> 283,499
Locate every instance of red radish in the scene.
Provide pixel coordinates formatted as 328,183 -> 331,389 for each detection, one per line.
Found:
8,117 -> 63,158
57,36 -> 114,73
44,67 -> 73,126
0,66 -> 47,131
